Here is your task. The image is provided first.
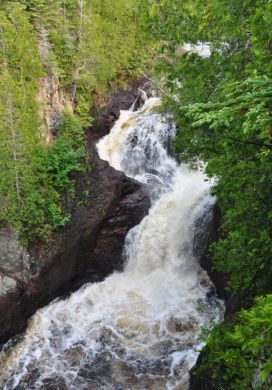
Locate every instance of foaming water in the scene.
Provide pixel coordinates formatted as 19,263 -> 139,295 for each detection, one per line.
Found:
97,98 -> 176,200
0,98 -> 222,389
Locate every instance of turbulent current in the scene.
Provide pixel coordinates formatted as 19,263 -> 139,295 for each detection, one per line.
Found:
0,98 -> 222,389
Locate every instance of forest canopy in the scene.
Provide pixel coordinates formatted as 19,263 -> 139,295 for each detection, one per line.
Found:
141,1 -> 272,387
0,0 -> 147,244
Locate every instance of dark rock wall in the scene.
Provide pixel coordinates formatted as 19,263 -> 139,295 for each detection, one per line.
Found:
0,78 -> 150,346
193,202 -> 242,315
193,203 -> 227,300
190,203 -> 243,390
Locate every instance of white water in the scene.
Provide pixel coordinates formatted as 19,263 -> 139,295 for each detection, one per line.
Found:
0,98 -> 222,389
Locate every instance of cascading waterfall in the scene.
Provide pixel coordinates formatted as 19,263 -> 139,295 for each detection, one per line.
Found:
0,97 -> 223,390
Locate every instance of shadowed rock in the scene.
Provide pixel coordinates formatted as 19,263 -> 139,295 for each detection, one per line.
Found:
0,79 -> 150,346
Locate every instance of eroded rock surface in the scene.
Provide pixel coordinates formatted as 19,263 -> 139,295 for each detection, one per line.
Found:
0,79 -> 150,345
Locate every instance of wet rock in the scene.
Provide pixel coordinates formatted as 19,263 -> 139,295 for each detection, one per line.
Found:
192,202 -> 227,300
0,78 -> 150,346
0,228 -> 30,275
190,202 -> 244,390
0,276 -> 17,295
0,228 -> 31,298
41,377 -> 67,390
90,77 -> 150,143
192,202 -> 241,314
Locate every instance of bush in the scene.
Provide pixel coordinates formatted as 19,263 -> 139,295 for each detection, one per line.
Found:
196,294 -> 272,390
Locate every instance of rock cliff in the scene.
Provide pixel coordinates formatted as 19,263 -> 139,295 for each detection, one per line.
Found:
0,79 -> 150,345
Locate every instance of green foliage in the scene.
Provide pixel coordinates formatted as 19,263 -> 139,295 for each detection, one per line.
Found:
144,1 -> 272,299
0,0 -> 148,244
173,77 -> 272,297
196,294 -> 272,389
0,4 -> 45,243
45,139 -> 85,192
56,109 -> 85,145
8,0 -> 149,120
22,109 -> 86,244
144,2 -> 272,385
142,0 -> 272,104
0,5 -> 86,244
1,129 -> 85,246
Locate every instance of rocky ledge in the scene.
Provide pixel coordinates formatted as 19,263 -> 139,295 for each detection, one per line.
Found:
0,78 -> 150,345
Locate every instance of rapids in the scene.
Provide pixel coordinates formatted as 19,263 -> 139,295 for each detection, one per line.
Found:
0,97 -> 222,389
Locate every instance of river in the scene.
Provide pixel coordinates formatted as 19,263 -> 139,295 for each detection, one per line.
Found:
0,97 -> 222,389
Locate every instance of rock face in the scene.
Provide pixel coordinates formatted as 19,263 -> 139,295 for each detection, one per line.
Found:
190,203 -> 243,390
37,27 -> 74,144
192,203 -> 226,298
0,79 -> 150,345
193,201 -> 242,316
90,78 -> 150,142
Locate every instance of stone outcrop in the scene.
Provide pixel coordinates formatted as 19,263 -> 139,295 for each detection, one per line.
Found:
192,202 -> 226,298
0,78 -> 150,345
193,201 -> 242,315
190,202 -> 243,390
37,27 -> 74,144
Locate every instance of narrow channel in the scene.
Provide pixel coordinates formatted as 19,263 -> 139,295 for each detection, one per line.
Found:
0,97 -> 222,390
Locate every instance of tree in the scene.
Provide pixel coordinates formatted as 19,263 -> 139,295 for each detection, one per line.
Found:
143,0 -> 272,298
0,4 -> 84,244
196,294 -> 272,389
0,6 -> 42,230
0,0 -> 149,243
143,1 -> 272,386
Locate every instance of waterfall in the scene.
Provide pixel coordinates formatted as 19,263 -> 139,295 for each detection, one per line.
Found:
0,98 -> 222,389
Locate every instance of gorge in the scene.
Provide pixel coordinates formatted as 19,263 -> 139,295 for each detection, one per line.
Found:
0,94 -> 222,389
0,1 -> 271,388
